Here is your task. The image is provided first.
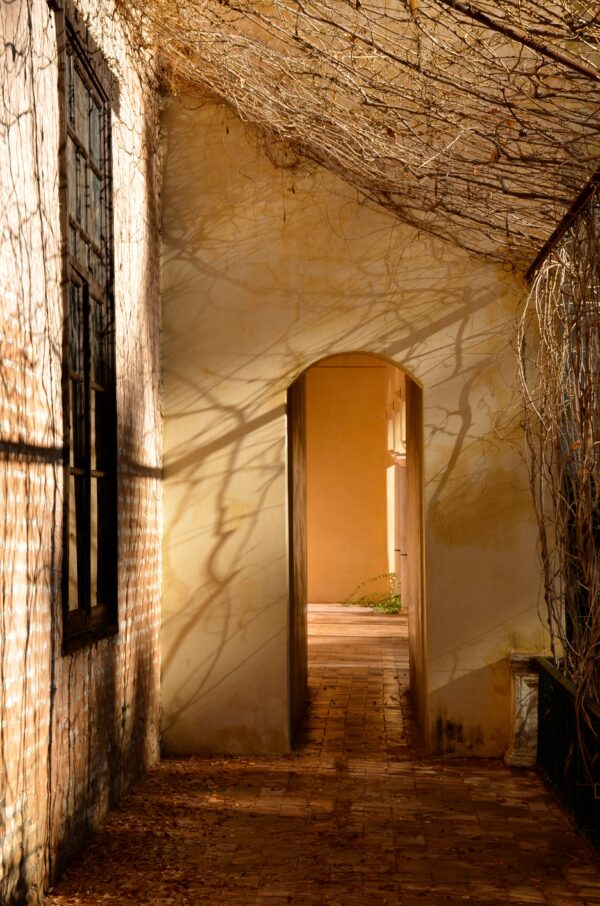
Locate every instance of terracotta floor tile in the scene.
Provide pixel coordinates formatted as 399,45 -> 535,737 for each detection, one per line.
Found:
46,604 -> 600,906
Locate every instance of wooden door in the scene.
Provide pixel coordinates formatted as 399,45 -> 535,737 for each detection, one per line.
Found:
287,375 -> 308,745
405,378 -> 427,733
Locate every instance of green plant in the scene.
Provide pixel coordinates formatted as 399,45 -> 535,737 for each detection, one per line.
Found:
343,572 -> 401,614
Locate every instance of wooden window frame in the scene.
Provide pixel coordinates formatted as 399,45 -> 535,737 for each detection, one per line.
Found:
51,0 -> 120,653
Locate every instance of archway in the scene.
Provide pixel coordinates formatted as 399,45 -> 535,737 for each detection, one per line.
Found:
287,353 -> 425,744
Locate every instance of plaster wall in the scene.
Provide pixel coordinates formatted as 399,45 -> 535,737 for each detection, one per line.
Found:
161,98 -> 548,757
305,356 -> 389,604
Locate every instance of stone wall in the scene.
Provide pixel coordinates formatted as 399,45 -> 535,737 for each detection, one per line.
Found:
0,2 -> 161,901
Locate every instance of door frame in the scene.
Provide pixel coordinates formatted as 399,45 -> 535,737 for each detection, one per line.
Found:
286,353 -> 426,746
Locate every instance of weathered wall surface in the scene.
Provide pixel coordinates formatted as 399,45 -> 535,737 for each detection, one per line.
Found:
161,98 -> 547,758
0,3 -> 161,901
306,355 -> 389,604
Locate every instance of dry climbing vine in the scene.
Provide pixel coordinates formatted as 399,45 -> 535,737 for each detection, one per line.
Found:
115,0 -> 600,268
518,190 -> 600,714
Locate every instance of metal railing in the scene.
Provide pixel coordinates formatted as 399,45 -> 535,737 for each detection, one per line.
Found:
536,656 -> 600,848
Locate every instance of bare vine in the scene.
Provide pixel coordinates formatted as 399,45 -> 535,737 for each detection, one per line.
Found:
518,191 -> 600,720
114,0 -> 600,268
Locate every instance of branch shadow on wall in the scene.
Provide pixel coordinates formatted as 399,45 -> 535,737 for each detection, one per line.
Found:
159,95 -> 535,757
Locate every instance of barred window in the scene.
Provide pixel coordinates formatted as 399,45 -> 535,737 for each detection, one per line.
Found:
54,3 -> 119,651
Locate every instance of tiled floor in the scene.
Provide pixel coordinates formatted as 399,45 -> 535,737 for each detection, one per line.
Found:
46,604 -> 600,905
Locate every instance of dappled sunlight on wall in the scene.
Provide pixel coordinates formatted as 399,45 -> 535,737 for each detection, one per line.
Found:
161,96 -> 546,758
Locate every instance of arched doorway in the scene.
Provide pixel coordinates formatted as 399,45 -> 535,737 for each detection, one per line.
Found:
287,353 -> 425,744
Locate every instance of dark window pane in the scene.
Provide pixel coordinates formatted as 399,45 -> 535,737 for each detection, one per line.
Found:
66,52 -> 75,127
104,308 -> 114,371
93,390 -> 107,472
90,100 -> 102,164
95,476 -> 108,608
75,148 -> 83,227
70,379 -> 86,468
90,388 -> 96,471
69,282 -> 84,376
74,67 -> 89,145
67,136 -> 77,224
70,224 -> 78,259
90,249 -> 104,287
69,473 -> 89,613
68,473 -> 80,611
91,172 -> 102,245
92,300 -> 106,385
90,388 -> 108,473
79,152 -> 91,233
90,477 -> 98,607
69,381 -> 77,468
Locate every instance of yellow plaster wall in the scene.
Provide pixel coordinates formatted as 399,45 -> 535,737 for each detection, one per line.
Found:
306,356 -> 389,603
161,98 -> 548,756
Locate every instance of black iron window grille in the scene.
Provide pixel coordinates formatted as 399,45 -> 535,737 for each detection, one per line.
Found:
53,2 -> 119,651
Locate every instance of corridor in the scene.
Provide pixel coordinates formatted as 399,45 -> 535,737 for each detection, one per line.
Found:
47,606 -> 600,906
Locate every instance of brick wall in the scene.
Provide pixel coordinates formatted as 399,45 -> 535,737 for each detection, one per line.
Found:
0,2 -> 161,901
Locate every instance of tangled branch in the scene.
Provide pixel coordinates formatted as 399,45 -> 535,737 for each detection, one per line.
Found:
115,0 -> 600,267
518,191 -> 600,720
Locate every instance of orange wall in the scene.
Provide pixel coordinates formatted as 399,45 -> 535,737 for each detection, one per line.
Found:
306,355 -> 389,602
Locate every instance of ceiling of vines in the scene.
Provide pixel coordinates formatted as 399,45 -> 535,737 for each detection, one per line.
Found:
117,0 -> 600,270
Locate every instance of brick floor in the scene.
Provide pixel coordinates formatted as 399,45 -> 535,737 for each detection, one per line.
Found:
46,604 -> 600,905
